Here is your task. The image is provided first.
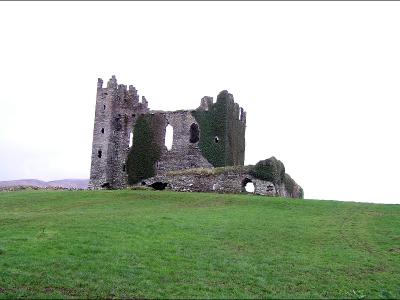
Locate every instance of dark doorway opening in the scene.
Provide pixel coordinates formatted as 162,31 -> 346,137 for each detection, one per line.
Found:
189,123 -> 199,143
101,182 -> 110,189
149,182 -> 168,190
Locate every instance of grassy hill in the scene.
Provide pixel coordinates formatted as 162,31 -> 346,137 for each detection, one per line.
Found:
0,190 -> 399,299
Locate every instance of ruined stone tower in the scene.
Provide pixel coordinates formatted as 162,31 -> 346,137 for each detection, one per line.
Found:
89,76 -> 149,189
89,75 -> 246,189
88,75 -> 303,198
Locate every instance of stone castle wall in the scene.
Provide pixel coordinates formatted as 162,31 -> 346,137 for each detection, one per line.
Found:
89,75 -> 303,199
101,77 -> 247,186
89,76 -> 149,189
151,110 -> 214,174
142,168 -> 303,198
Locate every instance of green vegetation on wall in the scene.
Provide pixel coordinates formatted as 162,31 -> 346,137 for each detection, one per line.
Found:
283,173 -> 295,196
192,91 -> 246,167
249,156 -> 286,185
126,114 -> 165,184
250,157 -> 303,197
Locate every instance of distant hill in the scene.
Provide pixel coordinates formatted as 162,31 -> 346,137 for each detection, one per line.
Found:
0,179 -> 89,189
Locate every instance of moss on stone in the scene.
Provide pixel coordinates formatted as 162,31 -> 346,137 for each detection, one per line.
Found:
166,165 -> 253,176
191,90 -> 245,167
283,173 -> 295,196
126,114 -> 165,184
249,157 -> 286,184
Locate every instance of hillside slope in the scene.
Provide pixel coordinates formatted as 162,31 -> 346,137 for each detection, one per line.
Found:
0,190 -> 399,299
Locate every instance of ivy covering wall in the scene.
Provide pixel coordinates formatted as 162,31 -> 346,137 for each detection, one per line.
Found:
191,90 -> 246,167
126,114 -> 166,184
249,156 -> 286,185
249,156 -> 303,198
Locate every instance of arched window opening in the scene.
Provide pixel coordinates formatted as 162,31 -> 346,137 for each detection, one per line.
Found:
101,128 -> 104,134
245,182 -> 255,193
214,136 -> 219,143
97,150 -> 102,158
122,164 -> 126,172
129,132 -> 133,147
189,123 -> 199,143
165,124 -> 173,151
103,105 -> 106,110
242,178 -> 255,193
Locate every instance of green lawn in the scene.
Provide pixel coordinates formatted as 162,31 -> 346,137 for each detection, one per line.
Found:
0,190 -> 399,299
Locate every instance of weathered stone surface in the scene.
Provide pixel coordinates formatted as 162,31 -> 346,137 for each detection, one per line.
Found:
88,75 -> 303,198
89,77 -> 247,189
152,110 -> 214,174
89,76 -> 149,189
142,167 -> 303,198
198,96 -> 213,111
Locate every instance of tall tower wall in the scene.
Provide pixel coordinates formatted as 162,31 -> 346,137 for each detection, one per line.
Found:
192,90 -> 246,167
89,76 -> 149,189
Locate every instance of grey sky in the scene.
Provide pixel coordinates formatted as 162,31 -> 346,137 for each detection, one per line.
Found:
0,1 -> 399,204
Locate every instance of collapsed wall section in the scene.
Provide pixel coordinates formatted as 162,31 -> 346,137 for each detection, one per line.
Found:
142,166 -> 303,199
126,110 -> 213,184
125,90 -> 246,185
154,110 -> 213,174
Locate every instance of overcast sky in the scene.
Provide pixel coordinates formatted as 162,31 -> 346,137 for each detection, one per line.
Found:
0,1 -> 399,204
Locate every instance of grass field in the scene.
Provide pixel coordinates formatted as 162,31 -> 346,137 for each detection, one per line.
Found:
0,190 -> 399,299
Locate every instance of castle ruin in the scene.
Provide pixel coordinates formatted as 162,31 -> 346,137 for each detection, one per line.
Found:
89,75 -> 303,198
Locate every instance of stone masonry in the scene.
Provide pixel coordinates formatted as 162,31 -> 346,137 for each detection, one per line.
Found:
89,76 -> 246,189
150,110 -> 214,174
89,75 -> 303,198
143,167 -> 303,198
88,76 -> 149,189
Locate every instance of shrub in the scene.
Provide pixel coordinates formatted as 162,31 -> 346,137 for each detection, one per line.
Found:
249,156 -> 285,184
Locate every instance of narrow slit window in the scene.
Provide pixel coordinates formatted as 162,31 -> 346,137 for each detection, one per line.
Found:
129,132 -> 133,147
165,124 -> 173,151
97,150 -> 102,158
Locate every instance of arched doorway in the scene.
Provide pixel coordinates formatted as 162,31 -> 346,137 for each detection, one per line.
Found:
242,178 -> 255,193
